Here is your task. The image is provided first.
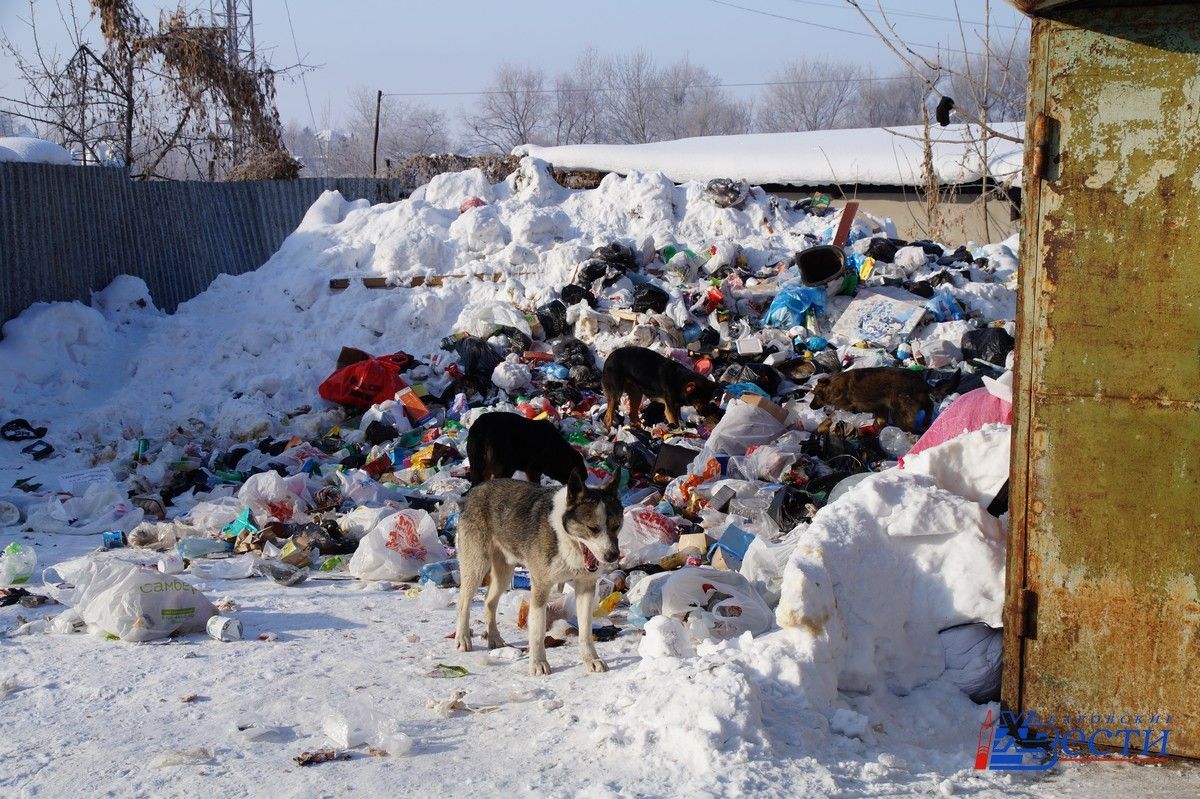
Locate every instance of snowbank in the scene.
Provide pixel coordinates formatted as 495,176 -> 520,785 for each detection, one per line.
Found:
516,122 -> 1025,188
0,136 -> 74,165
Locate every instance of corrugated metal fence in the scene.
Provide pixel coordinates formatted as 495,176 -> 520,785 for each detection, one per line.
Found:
0,162 -> 410,327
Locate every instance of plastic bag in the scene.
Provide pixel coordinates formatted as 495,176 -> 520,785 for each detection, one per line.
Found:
659,567 -> 773,639
701,399 -> 788,457
491,354 -> 532,393
961,327 -> 1014,365
536,300 -> 569,339
237,472 -> 311,525
0,542 -> 36,586
619,507 -> 680,552
323,699 -> 413,756
44,558 -> 214,642
318,354 -> 410,410
745,445 -> 798,482
762,284 -> 827,328
939,623 -> 1002,703
348,509 -> 446,581
632,284 -> 670,314
740,533 -> 802,608
27,482 -> 144,536
924,288 -> 965,323
455,302 -> 532,339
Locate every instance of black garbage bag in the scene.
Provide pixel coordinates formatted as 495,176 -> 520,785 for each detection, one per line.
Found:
961,328 -> 1014,365
555,337 -> 595,368
592,243 -> 637,269
768,486 -> 821,529
698,327 -> 721,349
364,420 -> 399,446
454,335 -> 504,380
569,365 -> 601,388
632,284 -> 670,314
536,300 -> 569,339
560,284 -> 596,307
489,326 -> 533,355
579,258 -> 613,284
866,238 -> 905,263
705,178 -> 750,209
909,240 -> 944,256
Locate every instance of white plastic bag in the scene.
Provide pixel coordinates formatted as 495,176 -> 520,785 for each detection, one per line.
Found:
183,497 -> 244,533
701,399 -> 787,457
323,698 -> 413,755
740,531 -> 803,608
44,558 -> 214,642
237,472 -> 311,525
491,354 -> 532,392
348,510 -> 446,581
26,482 -> 144,536
455,302 -> 532,339
659,567 -> 773,639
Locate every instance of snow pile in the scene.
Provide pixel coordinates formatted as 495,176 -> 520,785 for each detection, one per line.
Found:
0,158 -> 836,455
775,468 -> 1006,696
0,136 -> 74,165
516,122 -> 1025,188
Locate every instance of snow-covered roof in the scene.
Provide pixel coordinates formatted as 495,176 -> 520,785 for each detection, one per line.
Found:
0,136 -> 74,166
515,122 -> 1024,189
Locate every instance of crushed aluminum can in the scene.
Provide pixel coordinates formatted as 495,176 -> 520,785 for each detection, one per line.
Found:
207,615 -> 243,642
511,569 -> 531,590
101,530 -> 126,549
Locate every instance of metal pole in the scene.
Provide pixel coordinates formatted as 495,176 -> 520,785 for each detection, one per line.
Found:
372,89 -> 383,177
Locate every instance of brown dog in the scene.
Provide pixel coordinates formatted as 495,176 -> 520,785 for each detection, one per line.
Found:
809,367 -> 960,432
601,346 -> 723,430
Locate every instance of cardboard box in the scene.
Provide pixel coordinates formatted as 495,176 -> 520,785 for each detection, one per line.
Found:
676,532 -> 715,554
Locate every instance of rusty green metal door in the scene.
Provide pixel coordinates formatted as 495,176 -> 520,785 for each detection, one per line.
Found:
1004,5 -> 1200,758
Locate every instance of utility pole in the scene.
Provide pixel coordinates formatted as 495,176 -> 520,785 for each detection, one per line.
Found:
373,89 -> 383,177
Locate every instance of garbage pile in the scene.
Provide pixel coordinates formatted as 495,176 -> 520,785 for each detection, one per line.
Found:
0,160 -> 1016,704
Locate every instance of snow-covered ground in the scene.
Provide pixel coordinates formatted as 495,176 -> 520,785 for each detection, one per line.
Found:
1,160 -> 1196,797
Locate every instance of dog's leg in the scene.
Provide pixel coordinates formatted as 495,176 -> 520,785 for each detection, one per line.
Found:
572,578 -> 608,673
663,402 -> 679,428
527,579 -> 552,676
603,389 -> 618,431
484,556 -> 514,650
455,544 -> 489,653
626,388 -> 643,429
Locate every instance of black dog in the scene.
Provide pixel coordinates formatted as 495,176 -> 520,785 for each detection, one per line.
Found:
601,346 -> 723,430
466,412 -> 586,486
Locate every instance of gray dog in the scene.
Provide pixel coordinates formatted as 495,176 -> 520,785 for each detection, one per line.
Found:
455,472 -> 621,676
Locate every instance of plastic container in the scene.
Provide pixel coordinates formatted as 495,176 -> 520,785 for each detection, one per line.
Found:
190,556 -> 255,580
0,542 -> 36,586
879,426 -> 919,458
176,537 -> 234,559
418,559 -> 460,588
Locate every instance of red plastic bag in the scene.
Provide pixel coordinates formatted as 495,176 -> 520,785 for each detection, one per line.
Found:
318,351 -> 412,409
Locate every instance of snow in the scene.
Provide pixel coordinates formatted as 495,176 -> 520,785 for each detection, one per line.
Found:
515,122 -> 1025,188
0,158 -> 1196,797
0,136 -> 74,165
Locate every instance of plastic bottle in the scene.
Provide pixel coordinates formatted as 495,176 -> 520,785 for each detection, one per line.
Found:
190,556 -> 255,580
0,542 -> 36,586
176,537 -> 234,559
418,559 -> 460,588
878,426 -> 919,458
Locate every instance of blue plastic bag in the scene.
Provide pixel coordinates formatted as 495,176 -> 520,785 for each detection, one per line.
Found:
762,283 -> 827,328
724,382 -> 771,399
924,288 -> 964,322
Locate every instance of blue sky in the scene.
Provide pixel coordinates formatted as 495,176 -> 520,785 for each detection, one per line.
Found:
0,0 -> 1029,129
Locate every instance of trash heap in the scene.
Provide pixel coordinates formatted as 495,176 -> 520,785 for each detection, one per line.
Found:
0,159 -> 1016,706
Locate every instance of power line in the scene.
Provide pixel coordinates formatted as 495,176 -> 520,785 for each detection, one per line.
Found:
282,0 -> 317,131
705,0 -> 984,55
780,0 -> 1025,31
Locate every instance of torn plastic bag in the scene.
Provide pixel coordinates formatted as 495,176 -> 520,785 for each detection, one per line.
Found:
659,567 -> 773,639
453,336 -> 504,380
535,300 -> 569,339
43,557 -> 214,642
701,399 -> 788,457
705,178 -> 749,209
454,302 -> 532,339
318,352 -> 410,410
632,284 -> 670,314
491,354 -> 532,393
27,482 -> 144,536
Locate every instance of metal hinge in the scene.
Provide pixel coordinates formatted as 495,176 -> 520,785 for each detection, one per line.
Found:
1016,588 -> 1038,639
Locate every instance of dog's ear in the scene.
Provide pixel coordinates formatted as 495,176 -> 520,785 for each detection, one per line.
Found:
567,469 -> 587,499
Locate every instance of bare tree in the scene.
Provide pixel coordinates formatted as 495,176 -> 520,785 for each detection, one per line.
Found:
855,68 -> 926,128
656,58 -> 751,140
757,59 -> 868,132
462,64 -> 549,153
599,50 -> 662,145
1,0 -> 296,178
549,47 -> 604,145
